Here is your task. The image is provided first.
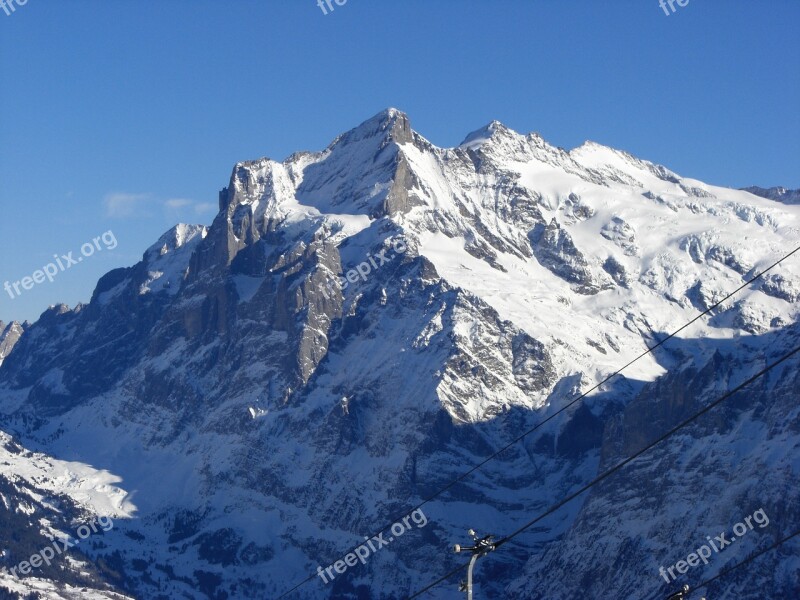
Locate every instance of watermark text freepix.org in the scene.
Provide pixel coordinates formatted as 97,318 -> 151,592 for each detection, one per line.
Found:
9,516 -> 114,577
321,237 -> 407,300
4,231 -> 118,300
0,0 -> 29,17
317,508 -> 428,584
658,507 -> 770,584
316,0 -> 347,16
659,0 -> 690,16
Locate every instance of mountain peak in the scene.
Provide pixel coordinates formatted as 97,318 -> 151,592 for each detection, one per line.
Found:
459,120 -> 515,149
144,223 -> 208,262
332,107 -> 413,148
574,140 -> 606,151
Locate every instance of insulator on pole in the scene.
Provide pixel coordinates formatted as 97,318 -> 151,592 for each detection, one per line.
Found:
665,584 -> 691,600
453,529 -> 496,599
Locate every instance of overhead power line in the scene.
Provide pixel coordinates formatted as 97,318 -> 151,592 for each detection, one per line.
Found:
407,561 -> 470,600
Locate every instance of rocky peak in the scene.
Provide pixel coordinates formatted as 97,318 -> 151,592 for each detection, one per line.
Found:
332,107 -> 413,148
459,120 -> 514,149
144,223 -> 207,264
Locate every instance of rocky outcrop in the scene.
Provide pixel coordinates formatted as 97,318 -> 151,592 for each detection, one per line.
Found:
742,185 -> 800,205
529,219 -> 611,294
0,322 -> 24,367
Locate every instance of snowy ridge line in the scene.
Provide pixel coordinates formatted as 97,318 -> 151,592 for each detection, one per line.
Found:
276,243 -> 800,599
408,343 -> 800,600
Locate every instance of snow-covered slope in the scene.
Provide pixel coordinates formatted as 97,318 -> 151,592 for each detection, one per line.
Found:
0,109 -> 798,599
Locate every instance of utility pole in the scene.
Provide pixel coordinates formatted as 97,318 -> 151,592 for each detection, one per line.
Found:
453,529 -> 495,599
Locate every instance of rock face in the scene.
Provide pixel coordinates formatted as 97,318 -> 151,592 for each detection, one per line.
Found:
742,185 -> 800,205
0,322 -> 24,368
0,109 -> 799,599
529,218 -> 612,294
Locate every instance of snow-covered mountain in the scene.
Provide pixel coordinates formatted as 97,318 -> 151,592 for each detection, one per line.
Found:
1,109 -> 798,599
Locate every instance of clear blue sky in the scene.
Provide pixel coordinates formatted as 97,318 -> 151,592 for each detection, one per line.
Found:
1,0 -> 798,324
